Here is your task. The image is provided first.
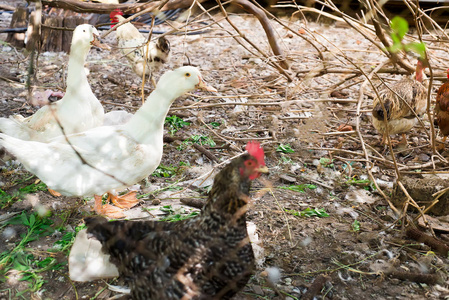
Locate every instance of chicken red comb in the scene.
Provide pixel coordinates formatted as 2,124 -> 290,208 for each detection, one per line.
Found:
109,8 -> 124,19
246,141 -> 265,166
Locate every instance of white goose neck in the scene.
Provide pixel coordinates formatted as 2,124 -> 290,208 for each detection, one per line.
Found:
66,41 -> 91,92
124,88 -> 180,144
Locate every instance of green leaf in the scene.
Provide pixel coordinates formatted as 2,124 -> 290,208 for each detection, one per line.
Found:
300,207 -> 329,218
276,144 -> 295,154
351,220 -> 361,232
405,42 -> 426,58
165,115 -> 190,135
285,207 -> 329,218
20,212 -> 29,226
151,164 -> 179,178
29,214 -> 36,228
319,157 -> 334,168
177,135 -> 216,150
279,184 -> 316,193
390,33 -> 402,46
345,178 -> 371,186
390,16 -> 408,41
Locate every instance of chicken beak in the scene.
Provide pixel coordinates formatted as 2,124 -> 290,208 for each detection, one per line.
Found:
196,76 -> 217,92
256,165 -> 269,174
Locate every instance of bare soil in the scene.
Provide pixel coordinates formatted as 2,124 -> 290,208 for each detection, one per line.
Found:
1,1 -> 449,299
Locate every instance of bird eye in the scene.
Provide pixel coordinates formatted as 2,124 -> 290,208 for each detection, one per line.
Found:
185,73 -> 191,77
245,160 -> 255,167
83,30 -> 86,32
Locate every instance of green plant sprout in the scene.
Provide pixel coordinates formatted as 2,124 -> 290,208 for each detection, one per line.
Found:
165,115 -> 190,135
319,157 -> 334,168
351,220 -> 361,232
285,207 -> 329,218
388,16 -> 426,59
177,135 -> 216,150
276,144 -> 294,154
279,184 -> 317,193
0,182 -> 47,209
159,205 -> 199,222
152,164 -> 179,178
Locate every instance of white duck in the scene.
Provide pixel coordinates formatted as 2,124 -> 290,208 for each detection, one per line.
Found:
0,24 -> 103,142
0,66 -> 216,218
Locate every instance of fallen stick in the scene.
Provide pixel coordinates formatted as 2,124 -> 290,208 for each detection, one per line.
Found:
406,227 -> 449,256
192,144 -> 220,163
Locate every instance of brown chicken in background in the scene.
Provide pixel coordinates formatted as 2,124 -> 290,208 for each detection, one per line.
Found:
372,59 -> 428,146
434,68 -> 449,150
84,142 -> 268,300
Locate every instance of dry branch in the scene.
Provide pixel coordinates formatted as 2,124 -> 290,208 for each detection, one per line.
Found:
233,0 -> 288,70
371,17 -> 414,73
40,0 -> 205,14
406,227 -> 449,257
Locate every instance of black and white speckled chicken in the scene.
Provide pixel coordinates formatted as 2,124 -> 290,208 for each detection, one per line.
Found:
371,59 -> 428,145
84,142 -> 268,300
110,9 -> 170,79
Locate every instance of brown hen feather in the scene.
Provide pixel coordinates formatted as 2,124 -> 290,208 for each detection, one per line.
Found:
435,69 -> 449,138
372,60 -> 428,140
85,148 -> 267,300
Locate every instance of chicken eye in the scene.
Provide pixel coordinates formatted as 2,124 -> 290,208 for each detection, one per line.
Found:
245,160 -> 255,167
83,30 -> 86,32
185,73 -> 191,77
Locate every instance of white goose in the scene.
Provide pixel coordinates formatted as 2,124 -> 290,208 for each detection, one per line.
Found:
0,24 -> 103,142
0,66 -> 215,218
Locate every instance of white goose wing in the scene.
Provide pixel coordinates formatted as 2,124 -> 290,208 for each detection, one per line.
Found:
0,127 -> 160,197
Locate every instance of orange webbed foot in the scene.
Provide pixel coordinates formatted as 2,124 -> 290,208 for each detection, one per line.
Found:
48,189 -> 62,197
94,195 -> 125,219
110,191 -> 140,209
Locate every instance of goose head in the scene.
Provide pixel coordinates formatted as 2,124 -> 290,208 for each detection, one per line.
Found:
155,66 -> 216,99
71,24 -> 100,50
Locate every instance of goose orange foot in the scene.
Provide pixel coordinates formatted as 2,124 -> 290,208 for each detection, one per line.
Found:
48,189 -> 62,197
94,195 -> 125,219
109,191 -> 140,209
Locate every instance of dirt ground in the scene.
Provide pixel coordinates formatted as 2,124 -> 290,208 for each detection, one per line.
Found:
1,1 -> 449,299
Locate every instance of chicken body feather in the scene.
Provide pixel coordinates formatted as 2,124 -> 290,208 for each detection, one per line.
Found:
435,69 -> 449,142
372,60 -> 428,144
112,12 -> 170,78
85,144 -> 267,299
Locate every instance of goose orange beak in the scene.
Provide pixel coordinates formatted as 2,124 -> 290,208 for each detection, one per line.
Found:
91,34 -> 110,50
196,76 -> 217,92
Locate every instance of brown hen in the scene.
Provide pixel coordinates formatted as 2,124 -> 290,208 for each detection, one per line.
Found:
372,59 -> 428,145
434,68 -> 449,150
84,142 -> 268,300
